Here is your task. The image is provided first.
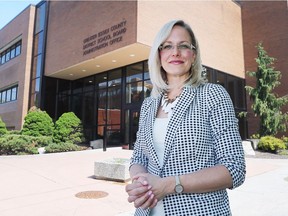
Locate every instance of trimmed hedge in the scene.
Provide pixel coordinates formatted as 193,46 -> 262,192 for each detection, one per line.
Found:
53,112 -> 84,144
45,142 -> 82,153
0,134 -> 39,155
22,107 -> 54,137
0,134 -> 82,155
258,136 -> 286,153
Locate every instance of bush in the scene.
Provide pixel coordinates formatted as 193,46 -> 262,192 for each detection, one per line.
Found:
53,112 -> 84,144
281,136 -> 288,149
0,116 -> 8,136
8,130 -> 21,135
45,142 -> 82,153
0,134 -> 39,155
22,107 -> 54,137
33,136 -> 53,147
258,136 -> 286,153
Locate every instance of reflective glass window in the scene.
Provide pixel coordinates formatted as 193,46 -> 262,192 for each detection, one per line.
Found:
71,94 -> 82,119
96,73 -> 107,89
10,46 -> 16,59
144,80 -> 152,98
143,61 -> 149,80
83,76 -> 94,92
126,63 -> 143,83
216,71 -> 226,87
2,91 -> 6,103
6,89 -> 11,102
1,54 -> 4,64
108,69 -> 121,87
83,92 -> 94,125
72,80 -> 83,94
35,2 -> 46,33
5,51 -> 10,62
31,55 -> 43,79
15,42 -> 21,56
126,82 -> 142,103
34,32 -> 43,55
11,87 -> 17,101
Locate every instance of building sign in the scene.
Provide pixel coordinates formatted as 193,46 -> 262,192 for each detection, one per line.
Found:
83,20 -> 127,56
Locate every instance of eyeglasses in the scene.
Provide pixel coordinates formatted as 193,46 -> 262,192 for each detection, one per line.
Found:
158,42 -> 196,52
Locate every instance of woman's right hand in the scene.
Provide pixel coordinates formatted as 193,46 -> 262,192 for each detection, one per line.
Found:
125,175 -> 158,209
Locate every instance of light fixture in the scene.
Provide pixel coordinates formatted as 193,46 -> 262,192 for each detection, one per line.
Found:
82,69 -> 86,72
112,60 -> 117,63
69,73 -> 74,76
96,65 -> 100,67
130,54 -> 135,57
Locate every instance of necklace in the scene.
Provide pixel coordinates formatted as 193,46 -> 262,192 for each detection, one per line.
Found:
161,91 -> 180,118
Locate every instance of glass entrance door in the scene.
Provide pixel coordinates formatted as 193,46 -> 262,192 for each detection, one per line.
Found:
124,109 -> 140,149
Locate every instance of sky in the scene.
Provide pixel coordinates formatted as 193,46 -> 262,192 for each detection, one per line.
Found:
0,0 -> 40,30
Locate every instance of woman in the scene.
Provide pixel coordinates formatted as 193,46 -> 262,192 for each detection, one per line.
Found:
125,19 -> 246,216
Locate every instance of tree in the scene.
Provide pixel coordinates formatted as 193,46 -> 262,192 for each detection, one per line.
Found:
0,116 -> 8,136
21,107 -> 54,137
53,112 -> 84,144
246,43 -> 288,137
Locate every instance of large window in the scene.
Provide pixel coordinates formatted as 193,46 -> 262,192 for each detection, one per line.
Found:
0,85 -> 18,104
43,61 -> 247,147
29,1 -> 48,109
204,66 -> 247,139
0,41 -> 21,66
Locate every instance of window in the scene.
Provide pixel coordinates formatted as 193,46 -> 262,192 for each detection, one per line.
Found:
10,45 -> 16,58
0,40 -> 22,65
15,41 -> 21,56
0,85 -> 18,104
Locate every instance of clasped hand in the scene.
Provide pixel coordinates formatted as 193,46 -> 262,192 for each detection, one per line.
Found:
125,173 -> 165,210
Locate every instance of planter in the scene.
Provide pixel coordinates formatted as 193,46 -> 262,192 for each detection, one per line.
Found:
248,139 -> 260,150
94,158 -> 130,182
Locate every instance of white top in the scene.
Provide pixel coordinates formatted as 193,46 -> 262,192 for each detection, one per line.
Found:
150,117 -> 169,216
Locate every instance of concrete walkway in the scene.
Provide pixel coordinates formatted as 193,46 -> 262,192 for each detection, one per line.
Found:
0,148 -> 287,216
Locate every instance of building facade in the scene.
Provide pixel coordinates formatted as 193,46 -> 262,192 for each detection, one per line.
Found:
240,0 -> 288,138
1,0 -> 285,149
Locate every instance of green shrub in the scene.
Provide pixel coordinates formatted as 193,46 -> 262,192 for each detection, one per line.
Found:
258,136 -> 286,153
0,134 -> 54,155
22,107 -> 54,137
8,130 -> 21,135
281,136 -> 288,149
0,134 -> 39,155
0,116 -> 8,136
45,142 -> 81,153
53,112 -> 84,144
33,136 -> 53,147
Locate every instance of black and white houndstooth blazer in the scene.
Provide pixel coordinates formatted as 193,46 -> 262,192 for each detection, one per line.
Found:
130,83 -> 246,216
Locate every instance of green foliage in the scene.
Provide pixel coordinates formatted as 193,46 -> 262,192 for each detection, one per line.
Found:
0,134 -> 39,155
246,43 -> 288,137
45,142 -> 81,153
258,136 -> 286,153
237,111 -> 247,118
33,136 -> 53,147
8,130 -> 21,135
22,107 -> 54,137
250,134 -> 260,139
281,136 -> 288,148
0,116 -> 8,136
0,133 -> 82,155
53,112 -> 84,144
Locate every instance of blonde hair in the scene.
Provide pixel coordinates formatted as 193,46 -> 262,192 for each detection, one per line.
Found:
148,20 -> 206,97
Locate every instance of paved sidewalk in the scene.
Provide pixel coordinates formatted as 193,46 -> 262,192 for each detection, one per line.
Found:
0,148 -> 287,216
